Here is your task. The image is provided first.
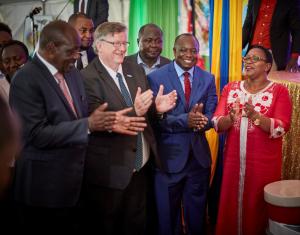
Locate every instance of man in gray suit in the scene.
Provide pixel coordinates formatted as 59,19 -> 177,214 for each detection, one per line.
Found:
81,22 -> 177,235
9,20 -> 145,233
125,23 -> 170,75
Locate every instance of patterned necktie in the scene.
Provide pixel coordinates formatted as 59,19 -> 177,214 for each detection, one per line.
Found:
183,72 -> 191,107
116,73 -> 143,171
80,0 -> 85,13
55,72 -> 77,116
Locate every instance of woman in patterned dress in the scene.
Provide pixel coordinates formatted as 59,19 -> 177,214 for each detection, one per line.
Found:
213,45 -> 292,235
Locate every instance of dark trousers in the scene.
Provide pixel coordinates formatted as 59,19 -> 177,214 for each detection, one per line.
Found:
16,204 -> 80,234
155,155 -> 210,235
83,166 -> 148,235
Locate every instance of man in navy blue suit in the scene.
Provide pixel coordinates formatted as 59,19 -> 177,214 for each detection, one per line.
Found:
148,33 -> 217,235
68,13 -> 96,70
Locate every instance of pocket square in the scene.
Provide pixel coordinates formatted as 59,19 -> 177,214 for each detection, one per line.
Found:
126,74 -> 133,78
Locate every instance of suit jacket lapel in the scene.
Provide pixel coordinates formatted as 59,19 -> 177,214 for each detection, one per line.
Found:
94,58 -> 129,107
168,63 -> 186,108
122,63 -> 137,104
65,73 -> 82,118
189,67 -> 203,109
32,56 -> 77,118
87,47 -> 96,63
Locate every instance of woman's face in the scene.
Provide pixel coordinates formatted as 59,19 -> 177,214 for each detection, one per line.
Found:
243,48 -> 271,79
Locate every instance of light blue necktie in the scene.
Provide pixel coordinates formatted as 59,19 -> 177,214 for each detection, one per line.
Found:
116,73 -> 143,171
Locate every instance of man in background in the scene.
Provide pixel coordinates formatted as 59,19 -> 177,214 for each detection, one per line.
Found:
1,40 -> 29,82
243,0 -> 300,72
125,23 -> 171,234
0,22 -> 12,48
68,13 -> 96,70
74,0 -> 108,27
126,23 -> 170,76
0,22 -> 13,99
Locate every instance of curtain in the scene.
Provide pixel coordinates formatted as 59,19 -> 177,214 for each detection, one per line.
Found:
207,0 -> 243,223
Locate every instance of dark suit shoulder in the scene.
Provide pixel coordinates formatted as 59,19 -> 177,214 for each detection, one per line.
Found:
148,61 -> 173,76
160,56 -> 171,66
194,65 -> 214,79
122,60 -> 146,76
80,57 -> 100,79
124,53 -> 138,65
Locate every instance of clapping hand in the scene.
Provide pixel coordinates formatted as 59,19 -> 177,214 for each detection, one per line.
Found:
88,103 -> 117,132
134,87 -> 153,116
229,98 -> 241,122
112,107 -> 147,135
188,103 -> 208,130
243,97 -> 257,119
155,85 -> 177,113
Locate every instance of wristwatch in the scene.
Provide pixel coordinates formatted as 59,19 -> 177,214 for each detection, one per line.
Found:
157,112 -> 166,120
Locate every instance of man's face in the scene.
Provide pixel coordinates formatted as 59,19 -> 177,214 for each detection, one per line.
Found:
173,35 -> 199,71
0,31 -> 12,73
1,44 -> 28,78
50,31 -> 81,73
73,17 -> 94,49
0,31 -> 12,47
97,31 -> 128,70
138,26 -> 163,60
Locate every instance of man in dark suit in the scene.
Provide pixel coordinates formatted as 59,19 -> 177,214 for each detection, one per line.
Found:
68,13 -> 96,70
125,23 -> 170,235
81,22 -> 177,235
74,0 -> 108,27
9,20 -> 146,233
125,23 -> 170,75
148,33 -> 217,235
242,0 -> 300,72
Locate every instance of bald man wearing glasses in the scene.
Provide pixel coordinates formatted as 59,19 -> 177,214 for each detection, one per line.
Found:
80,22 -> 177,235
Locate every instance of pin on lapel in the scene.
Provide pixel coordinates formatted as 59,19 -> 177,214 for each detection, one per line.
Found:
126,74 -> 133,78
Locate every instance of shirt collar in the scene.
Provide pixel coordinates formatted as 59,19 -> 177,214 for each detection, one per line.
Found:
36,52 -> 58,76
173,61 -> 194,78
137,53 -> 161,68
99,57 -> 123,79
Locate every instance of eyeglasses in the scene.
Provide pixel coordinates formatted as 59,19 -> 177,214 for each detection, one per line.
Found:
100,39 -> 130,48
242,55 -> 267,64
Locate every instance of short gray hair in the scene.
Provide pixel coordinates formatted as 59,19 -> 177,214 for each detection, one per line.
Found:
93,22 -> 127,53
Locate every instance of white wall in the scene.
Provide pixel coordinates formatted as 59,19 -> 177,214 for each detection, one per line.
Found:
0,0 -> 129,53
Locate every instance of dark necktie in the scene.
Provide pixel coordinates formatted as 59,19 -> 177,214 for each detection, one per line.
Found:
80,0 -> 85,13
183,72 -> 191,107
76,54 -> 83,70
116,73 -> 143,171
